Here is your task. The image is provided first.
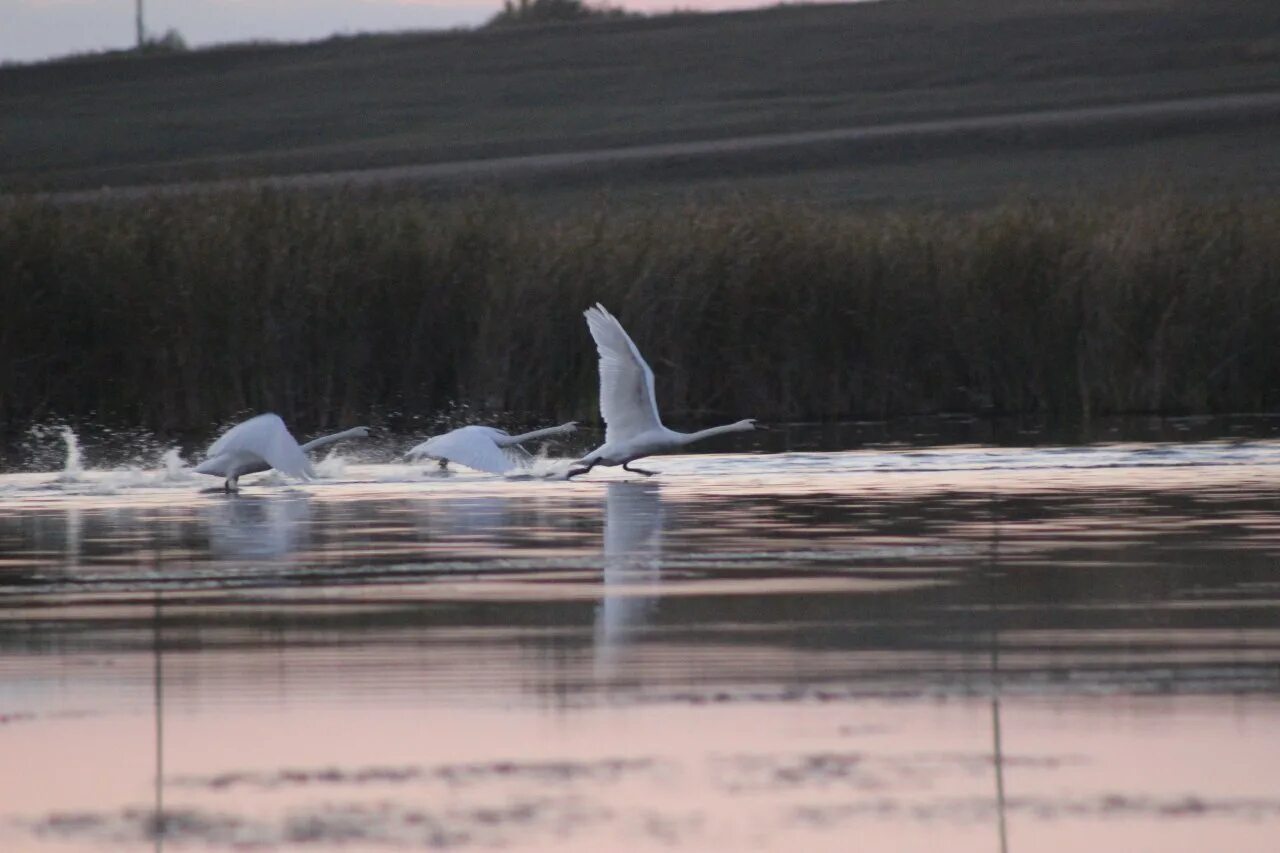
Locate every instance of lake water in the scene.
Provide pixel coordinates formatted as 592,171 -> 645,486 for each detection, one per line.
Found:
2,438 -> 1280,851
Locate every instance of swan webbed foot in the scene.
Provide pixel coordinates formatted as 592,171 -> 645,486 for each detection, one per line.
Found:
566,461 -> 597,480
622,462 -> 657,477
422,457 -> 452,478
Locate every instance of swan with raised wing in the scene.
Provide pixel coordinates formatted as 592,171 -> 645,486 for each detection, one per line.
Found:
407,422 -> 578,475
568,304 -> 759,479
195,414 -> 372,491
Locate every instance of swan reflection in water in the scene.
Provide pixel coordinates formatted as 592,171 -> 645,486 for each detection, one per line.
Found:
595,482 -> 665,677
412,496 -> 514,540
203,493 -> 312,559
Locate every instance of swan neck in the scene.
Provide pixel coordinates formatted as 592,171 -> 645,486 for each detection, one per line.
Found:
300,428 -> 362,452
681,422 -> 746,444
505,423 -> 574,445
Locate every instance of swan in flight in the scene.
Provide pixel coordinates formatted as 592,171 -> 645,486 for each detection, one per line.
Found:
195,414 -> 372,491
406,422 -> 578,475
568,304 -> 759,479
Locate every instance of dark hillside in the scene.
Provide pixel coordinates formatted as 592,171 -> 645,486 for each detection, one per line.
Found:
2,0 -> 1278,194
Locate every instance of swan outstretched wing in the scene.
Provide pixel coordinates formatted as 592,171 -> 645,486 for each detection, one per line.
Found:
406,426 -> 516,475
205,413 -> 316,480
584,304 -> 662,443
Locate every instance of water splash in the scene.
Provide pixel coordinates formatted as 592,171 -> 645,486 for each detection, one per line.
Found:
314,451 -> 348,480
160,449 -> 193,482
53,428 -> 84,483
513,451 -> 575,480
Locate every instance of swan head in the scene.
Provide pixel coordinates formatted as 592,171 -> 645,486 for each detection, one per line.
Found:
732,419 -> 762,432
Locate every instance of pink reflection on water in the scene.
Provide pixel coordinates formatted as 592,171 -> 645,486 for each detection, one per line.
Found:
4,692 -> 1280,852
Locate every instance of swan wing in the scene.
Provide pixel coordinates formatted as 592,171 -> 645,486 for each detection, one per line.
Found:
584,304 -> 662,444
407,426 -> 516,475
205,414 -> 316,480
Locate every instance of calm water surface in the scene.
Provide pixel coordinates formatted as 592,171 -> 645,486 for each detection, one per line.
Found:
2,443 -> 1280,851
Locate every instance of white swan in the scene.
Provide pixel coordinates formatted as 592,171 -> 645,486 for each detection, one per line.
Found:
406,422 -> 578,475
195,414 -> 371,491
568,304 -> 759,478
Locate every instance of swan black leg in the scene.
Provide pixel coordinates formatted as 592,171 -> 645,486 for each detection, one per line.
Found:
622,462 -> 657,477
438,458 -> 449,470
566,460 -> 598,480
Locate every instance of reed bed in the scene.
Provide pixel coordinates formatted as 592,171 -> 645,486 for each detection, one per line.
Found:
2,190 -> 1279,439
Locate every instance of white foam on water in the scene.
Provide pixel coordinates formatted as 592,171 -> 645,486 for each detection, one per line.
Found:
254,470 -> 291,487
511,450 -> 576,480
5,438 -> 1280,503
314,450 -> 349,480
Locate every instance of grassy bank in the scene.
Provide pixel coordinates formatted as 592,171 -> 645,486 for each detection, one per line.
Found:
2,190 -> 1280,440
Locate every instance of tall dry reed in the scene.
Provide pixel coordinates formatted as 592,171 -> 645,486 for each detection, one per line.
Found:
2,191 -> 1279,439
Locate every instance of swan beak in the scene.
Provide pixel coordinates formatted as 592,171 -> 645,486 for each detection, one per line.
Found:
753,423 -> 772,431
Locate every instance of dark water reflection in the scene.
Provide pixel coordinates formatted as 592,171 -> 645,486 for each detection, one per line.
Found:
2,448 -> 1280,851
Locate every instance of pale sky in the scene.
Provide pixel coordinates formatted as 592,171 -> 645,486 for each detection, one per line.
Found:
2,0 -> 767,64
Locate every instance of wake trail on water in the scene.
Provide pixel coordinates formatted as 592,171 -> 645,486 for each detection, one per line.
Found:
0,427 -> 204,497
508,449 -> 577,480
5,431 -> 1280,503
